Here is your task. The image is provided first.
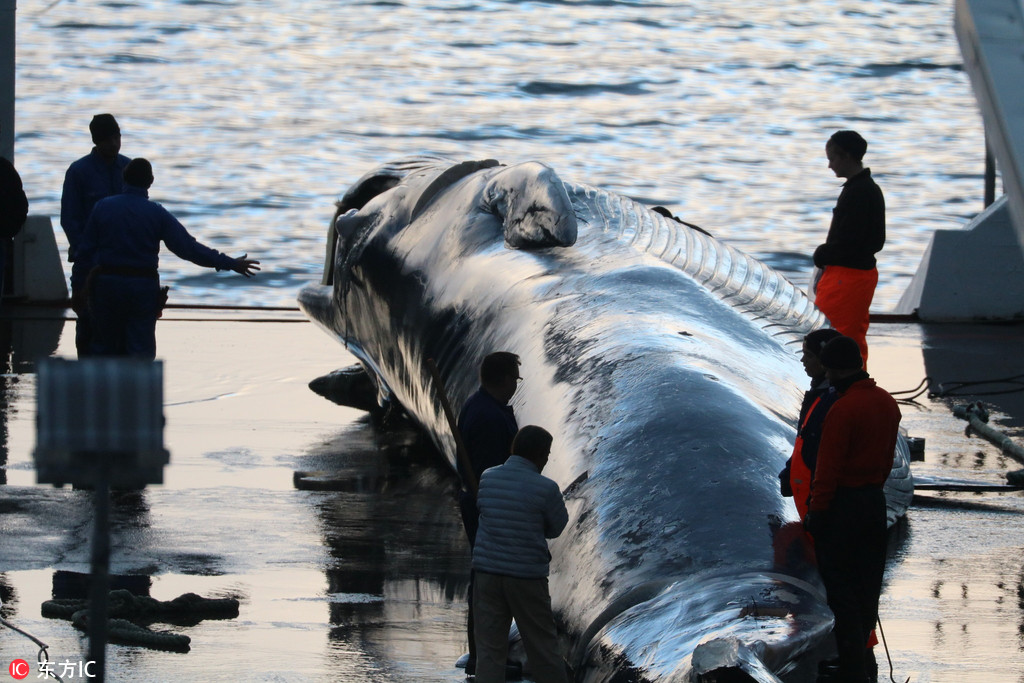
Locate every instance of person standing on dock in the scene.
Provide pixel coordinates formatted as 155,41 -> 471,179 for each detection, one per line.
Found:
1,123 -> 29,300
780,327 -> 843,521
473,425 -> 568,683
72,158 -> 259,359
805,335 -> 900,683
812,130 -> 885,366
457,350 -> 522,677
61,114 -> 131,356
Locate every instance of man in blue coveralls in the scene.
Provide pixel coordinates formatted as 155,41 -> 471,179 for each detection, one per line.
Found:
72,158 -> 259,359
61,114 -> 131,356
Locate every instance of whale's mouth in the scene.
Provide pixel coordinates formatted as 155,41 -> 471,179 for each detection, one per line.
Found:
696,668 -> 761,683
575,572 -> 831,683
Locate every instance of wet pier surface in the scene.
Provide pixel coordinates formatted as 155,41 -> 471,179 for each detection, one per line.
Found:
1,309 -> 1023,682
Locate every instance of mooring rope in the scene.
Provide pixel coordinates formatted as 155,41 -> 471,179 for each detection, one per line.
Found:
41,590 -> 240,654
0,615 -> 65,682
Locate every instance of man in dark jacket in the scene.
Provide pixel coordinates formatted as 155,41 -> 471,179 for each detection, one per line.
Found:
61,114 -> 131,356
72,158 -> 259,359
0,124 -> 29,299
473,425 -> 568,683
806,336 -> 901,683
812,130 -> 885,366
456,350 -> 521,676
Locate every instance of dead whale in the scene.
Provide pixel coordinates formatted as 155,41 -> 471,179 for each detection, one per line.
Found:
298,156 -> 912,682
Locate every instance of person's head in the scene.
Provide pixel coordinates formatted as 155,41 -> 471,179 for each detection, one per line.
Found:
123,158 -> 154,190
89,114 -> 122,160
480,351 -> 522,404
511,425 -> 553,471
825,130 -> 867,179
801,328 -> 843,381
819,335 -> 864,383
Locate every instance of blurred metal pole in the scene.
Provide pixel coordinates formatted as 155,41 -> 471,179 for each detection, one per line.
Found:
86,455 -> 111,683
0,0 -> 15,161
985,133 -> 996,208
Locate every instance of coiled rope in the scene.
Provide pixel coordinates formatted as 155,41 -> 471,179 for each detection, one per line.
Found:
41,590 -> 240,653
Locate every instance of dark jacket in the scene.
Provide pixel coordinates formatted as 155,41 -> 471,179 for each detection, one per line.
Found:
813,169 -> 885,271
0,157 -> 29,239
71,185 -> 236,291
60,149 -> 130,259
797,380 -> 839,474
457,387 -> 518,489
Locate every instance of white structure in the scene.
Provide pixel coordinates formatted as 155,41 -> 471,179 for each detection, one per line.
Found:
897,0 -> 1024,320
895,196 -> 1024,320
956,0 -> 1024,243
10,216 -> 69,302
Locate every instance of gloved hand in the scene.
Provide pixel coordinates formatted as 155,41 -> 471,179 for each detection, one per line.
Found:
804,510 -> 828,538
779,463 -> 793,497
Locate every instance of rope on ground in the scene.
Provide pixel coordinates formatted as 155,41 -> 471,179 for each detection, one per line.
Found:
71,612 -> 191,653
0,615 -> 65,682
930,373 -> 1024,398
889,376 -> 932,402
41,589 -> 240,653
889,374 -> 1024,403
876,615 -> 910,683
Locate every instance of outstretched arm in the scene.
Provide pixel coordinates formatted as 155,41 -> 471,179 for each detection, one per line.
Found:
230,254 -> 261,277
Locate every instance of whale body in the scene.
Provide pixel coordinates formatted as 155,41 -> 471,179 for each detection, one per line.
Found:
298,157 -> 912,682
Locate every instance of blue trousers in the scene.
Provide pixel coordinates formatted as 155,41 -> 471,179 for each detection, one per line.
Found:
89,274 -> 162,359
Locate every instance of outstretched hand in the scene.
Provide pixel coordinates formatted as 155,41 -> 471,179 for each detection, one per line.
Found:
232,254 -> 261,278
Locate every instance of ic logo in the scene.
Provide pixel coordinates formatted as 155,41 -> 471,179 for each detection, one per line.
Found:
8,660 -> 30,680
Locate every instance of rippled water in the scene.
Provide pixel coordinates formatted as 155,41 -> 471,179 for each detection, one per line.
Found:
12,0 -> 983,309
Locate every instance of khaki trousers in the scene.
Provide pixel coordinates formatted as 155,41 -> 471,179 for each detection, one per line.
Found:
473,571 -> 567,683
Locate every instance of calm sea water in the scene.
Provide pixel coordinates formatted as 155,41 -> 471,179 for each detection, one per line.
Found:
12,0 -> 983,310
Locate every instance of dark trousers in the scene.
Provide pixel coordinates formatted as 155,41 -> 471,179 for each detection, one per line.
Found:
813,487 -> 887,682
474,572 -> 566,683
459,491 -> 479,660
89,275 -> 161,359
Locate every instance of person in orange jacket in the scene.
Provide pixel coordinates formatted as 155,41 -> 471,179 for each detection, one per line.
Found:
806,336 -> 901,683
780,327 -> 843,520
812,131 -> 885,367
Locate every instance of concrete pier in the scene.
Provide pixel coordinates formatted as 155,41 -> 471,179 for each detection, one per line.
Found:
0,307 -> 1022,682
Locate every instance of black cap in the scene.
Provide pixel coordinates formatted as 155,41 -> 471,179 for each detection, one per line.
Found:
804,328 -> 843,358
89,114 -> 120,143
819,335 -> 863,371
123,158 -> 154,189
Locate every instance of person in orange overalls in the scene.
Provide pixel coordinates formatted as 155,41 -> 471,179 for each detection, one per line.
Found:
806,336 -> 901,683
779,328 -> 883,680
780,327 -> 843,520
812,131 -> 885,367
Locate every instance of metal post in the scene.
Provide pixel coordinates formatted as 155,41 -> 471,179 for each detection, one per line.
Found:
0,0 -> 15,162
86,454 -> 111,683
984,133 -> 996,209
34,359 -> 170,682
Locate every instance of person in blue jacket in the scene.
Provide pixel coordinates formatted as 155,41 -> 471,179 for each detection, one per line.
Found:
61,114 -> 131,355
72,158 -> 259,359
473,425 -> 568,683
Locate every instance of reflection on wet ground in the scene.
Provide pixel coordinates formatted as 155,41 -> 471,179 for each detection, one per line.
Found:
0,312 -> 1023,682
0,311 -> 472,682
